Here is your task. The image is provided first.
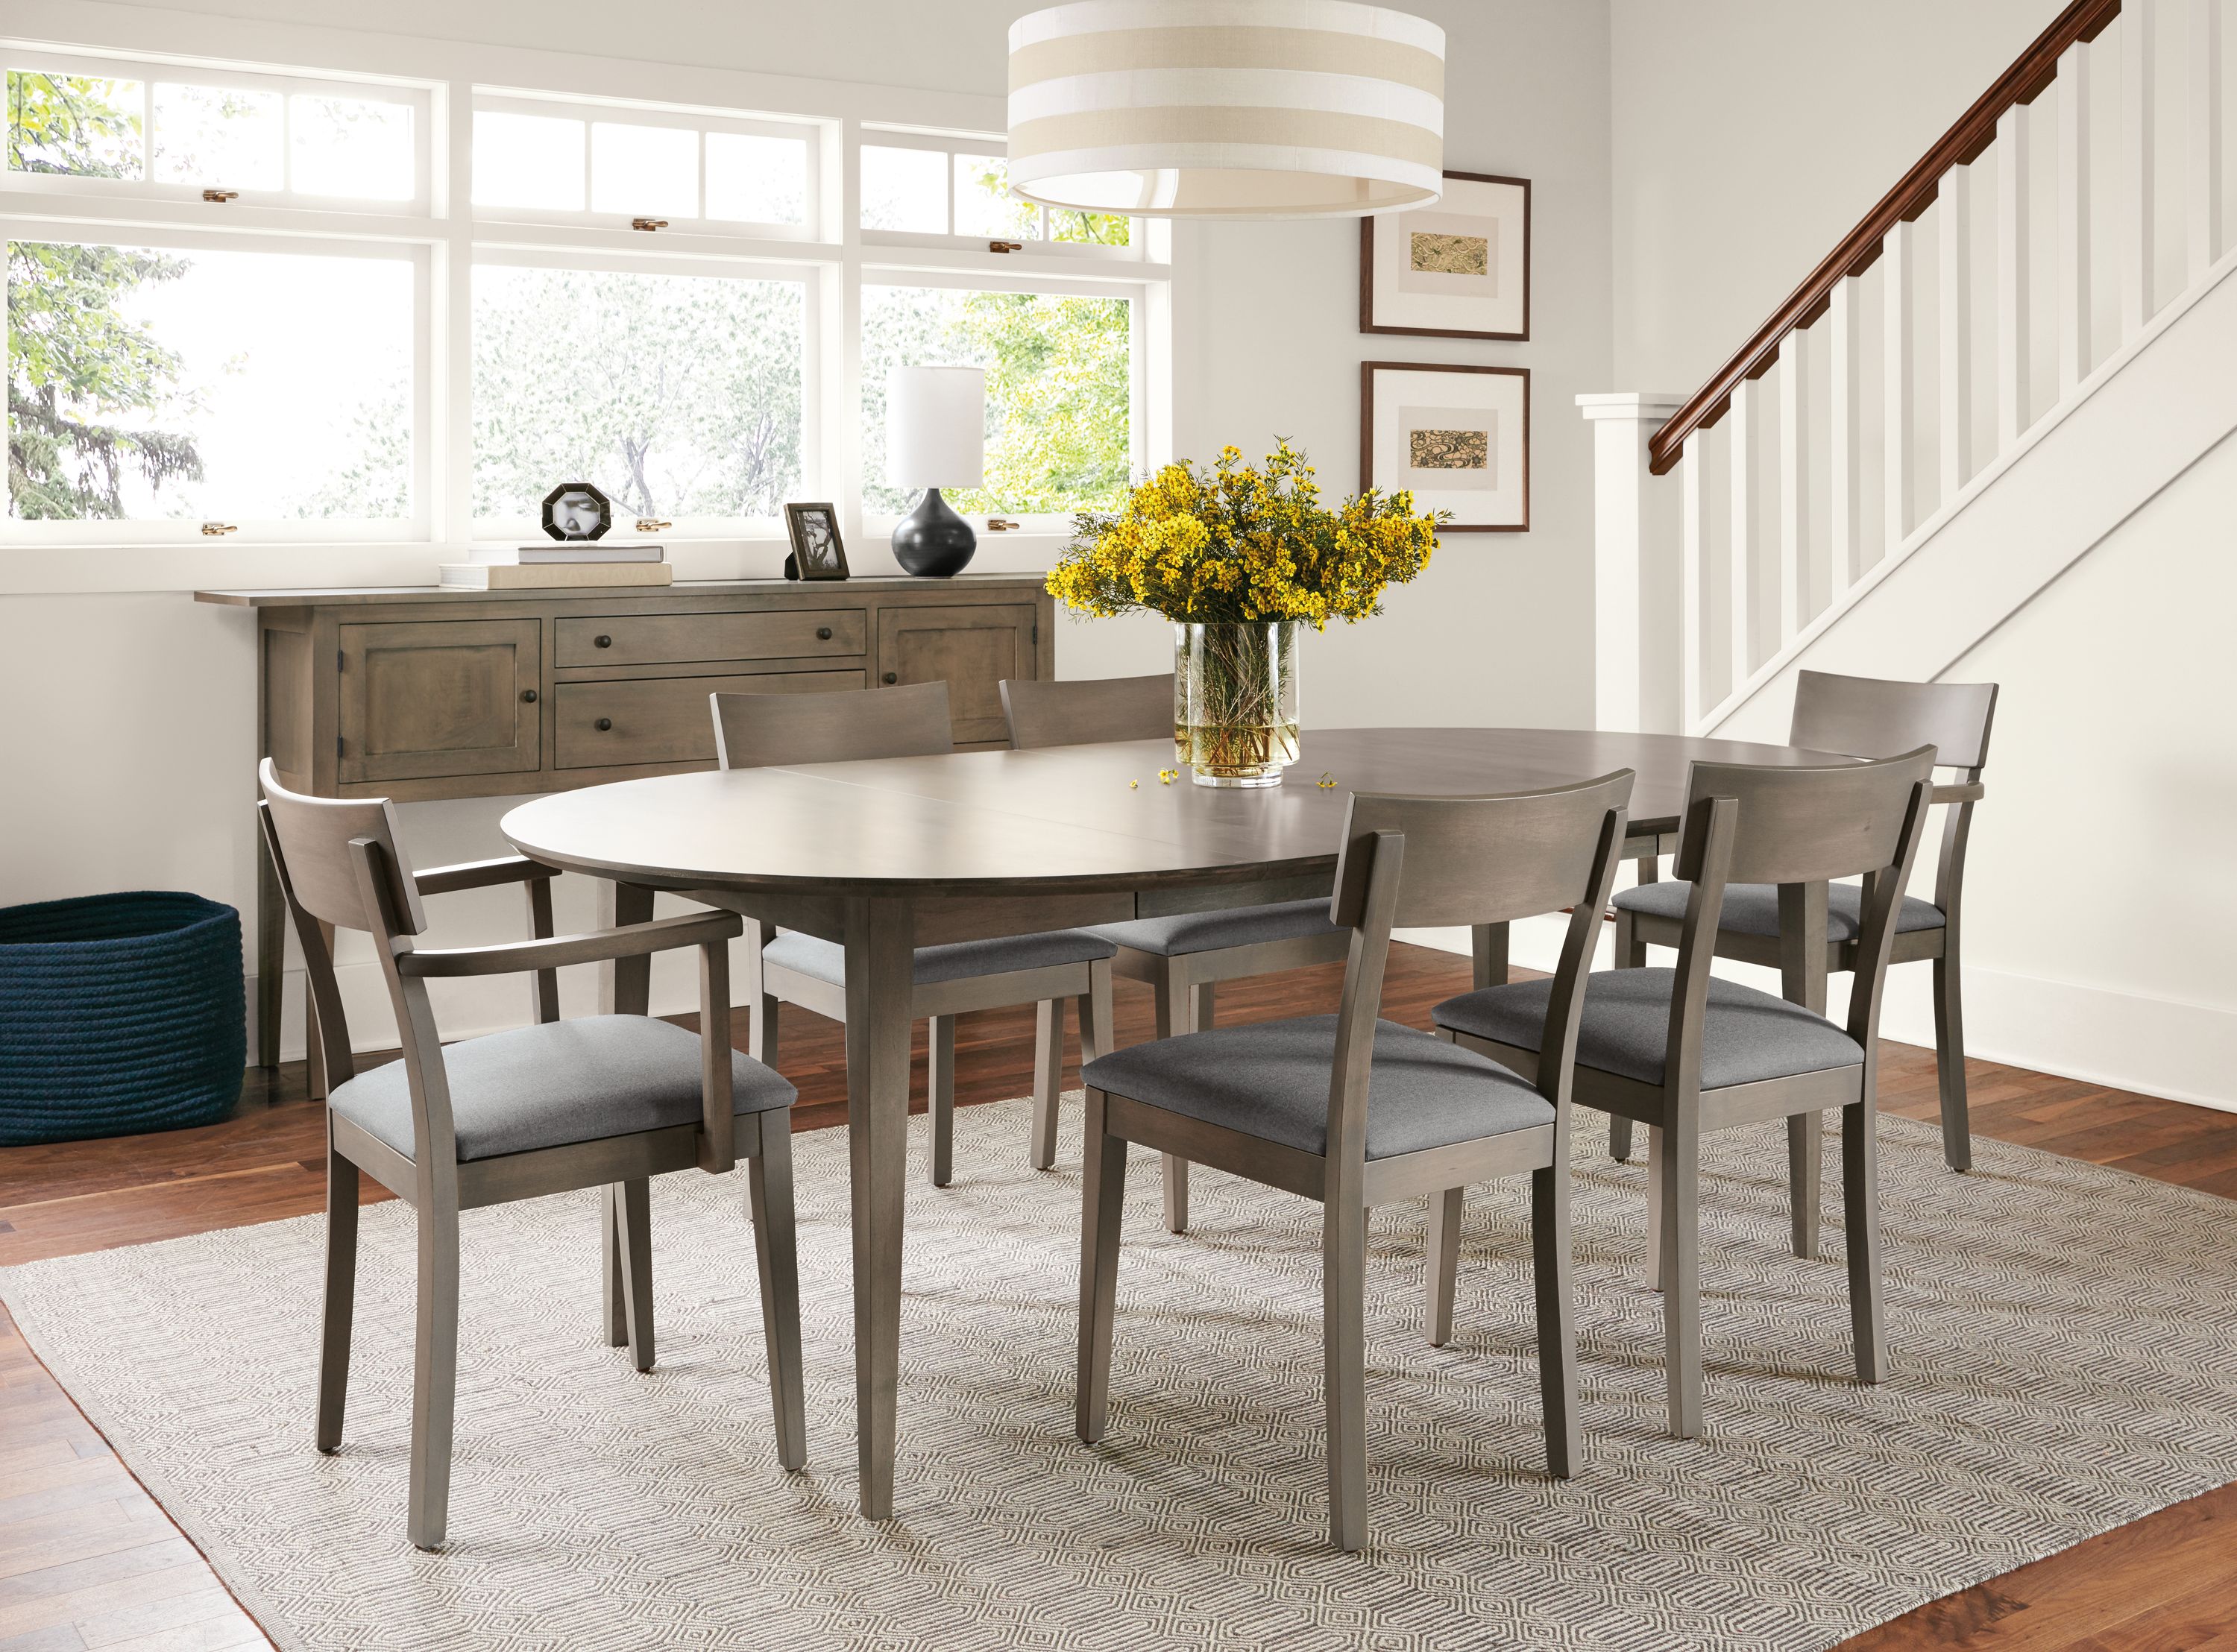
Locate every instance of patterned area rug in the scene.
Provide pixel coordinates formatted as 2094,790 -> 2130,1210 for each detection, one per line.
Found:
7,1099 -> 2237,1652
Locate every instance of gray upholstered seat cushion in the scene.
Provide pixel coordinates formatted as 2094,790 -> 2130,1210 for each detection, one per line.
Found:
1081,1015 -> 1552,1161
1432,969 -> 1863,1091
1086,898 -> 1344,958
762,926 -> 1117,990
329,1015 -> 794,1163
1611,878 -> 1944,943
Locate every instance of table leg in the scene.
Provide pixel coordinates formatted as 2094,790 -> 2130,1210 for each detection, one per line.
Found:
843,896 -> 915,1519
601,881 -> 655,1015
1472,921 -> 1510,990
1778,882 -> 1831,1260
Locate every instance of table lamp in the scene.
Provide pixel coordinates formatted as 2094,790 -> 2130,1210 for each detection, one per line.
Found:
887,365 -> 986,577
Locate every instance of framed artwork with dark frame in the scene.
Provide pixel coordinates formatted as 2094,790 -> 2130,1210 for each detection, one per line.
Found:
541,481 -> 613,540
784,502 -> 850,581
1360,171 -> 1531,341
1361,362 -> 1529,533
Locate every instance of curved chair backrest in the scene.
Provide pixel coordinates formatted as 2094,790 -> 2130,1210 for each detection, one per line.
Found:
257,758 -> 424,938
1000,672 -> 1171,750
711,681 -> 954,770
1790,670 -> 1998,776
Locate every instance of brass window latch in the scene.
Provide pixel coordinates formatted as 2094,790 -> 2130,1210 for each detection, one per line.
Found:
635,518 -> 671,532
986,518 -> 1022,531
201,522 -> 238,535
632,218 -> 668,232
988,239 -> 1022,253
201,189 -> 239,203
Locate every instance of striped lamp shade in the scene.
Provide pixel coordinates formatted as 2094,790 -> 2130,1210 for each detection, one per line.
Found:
1007,1 -> 1446,219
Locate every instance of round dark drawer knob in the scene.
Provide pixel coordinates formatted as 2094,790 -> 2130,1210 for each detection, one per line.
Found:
594,634 -> 613,649
520,690 -> 538,703
817,626 -> 833,640
595,717 -> 613,731
882,672 -> 899,685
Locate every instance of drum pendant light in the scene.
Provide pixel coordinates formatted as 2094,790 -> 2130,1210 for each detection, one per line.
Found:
1006,0 -> 1446,219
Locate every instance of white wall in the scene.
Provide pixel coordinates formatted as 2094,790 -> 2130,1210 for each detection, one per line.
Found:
0,0 -> 1614,1056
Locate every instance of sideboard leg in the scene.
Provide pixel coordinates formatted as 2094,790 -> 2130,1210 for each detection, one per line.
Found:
257,825 -> 285,1071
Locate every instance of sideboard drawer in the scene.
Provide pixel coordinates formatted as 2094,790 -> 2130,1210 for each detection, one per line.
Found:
555,609 -> 867,668
554,669 -> 867,769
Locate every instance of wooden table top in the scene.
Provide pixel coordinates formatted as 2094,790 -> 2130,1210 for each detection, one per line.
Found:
500,726 -> 1850,898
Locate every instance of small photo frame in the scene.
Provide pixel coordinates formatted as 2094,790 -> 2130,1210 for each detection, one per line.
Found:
1361,362 -> 1529,533
541,481 -> 612,540
784,502 -> 849,581
1360,171 -> 1531,341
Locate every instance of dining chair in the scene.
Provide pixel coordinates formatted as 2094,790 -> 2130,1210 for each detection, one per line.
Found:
255,759 -> 804,1551
1605,671 -> 1997,1255
1430,747 -> 1936,1439
999,672 -> 1352,1236
1075,769 -> 1633,1551
714,681 -> 1116,1187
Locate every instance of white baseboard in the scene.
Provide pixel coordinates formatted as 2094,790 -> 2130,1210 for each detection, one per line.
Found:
1392,926 -> 2236,1115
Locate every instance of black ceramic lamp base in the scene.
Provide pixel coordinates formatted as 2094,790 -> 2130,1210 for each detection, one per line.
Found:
892,487 -> 978,577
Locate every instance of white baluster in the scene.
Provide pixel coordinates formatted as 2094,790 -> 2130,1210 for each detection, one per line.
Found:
2059,40 -> 2094,394
1680,441 -> 1708,730
1883,219 -> 1916,550
1829,276 -> 1863,593
2123,0 -> 2157,336
2190,0 -> 2224,284
1939,163 -> 1975,496
1777,333 -> 1809,642
1997,105 -> 2032,449
1728,376 -> 1759,692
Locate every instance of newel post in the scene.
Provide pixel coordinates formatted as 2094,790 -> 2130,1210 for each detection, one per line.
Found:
1577,393 -> 1685,734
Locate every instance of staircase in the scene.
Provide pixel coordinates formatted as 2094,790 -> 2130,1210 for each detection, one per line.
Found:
1585,0 -> 2236,741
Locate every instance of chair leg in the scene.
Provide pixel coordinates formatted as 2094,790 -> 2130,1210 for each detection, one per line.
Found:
1659,1119 -> 1702,1440
1608,911 -> 1643,1163
1933,956 -> 1973,1172
1153,967 -> 1192,1236
614,1176 -> 655,1373
746,1115 -> 808,1470
1031,997 -> 1064,1171
1530,1161 -> 1582,1478
407,1197 -> 461,1551
1643,1124 -> 1663,1291
1843,1096 -> 1890,1383
601,1185 -> 628,1348
315,1144 -> 358,1454
928,1014 -> 956,1189
1423,1187 -> 1462,1348
1324,1197 -> 1371,1551
1076,1088 -> 1127,1445
1787,1113 -> 1824,1261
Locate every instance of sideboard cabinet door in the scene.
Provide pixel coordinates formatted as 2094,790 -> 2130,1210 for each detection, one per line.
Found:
338,620 -> 543,784
875,603 -> 1037,745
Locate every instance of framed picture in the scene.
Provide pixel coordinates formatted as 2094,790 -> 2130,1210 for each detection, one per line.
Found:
1359,171 -> 1530,341
784,502 -> 849,581
1361,362 -> 1529,534
541,481 -> 612,540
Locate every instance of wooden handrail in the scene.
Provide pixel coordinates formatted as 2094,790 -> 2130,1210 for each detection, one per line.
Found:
1647,0 -> 2123,476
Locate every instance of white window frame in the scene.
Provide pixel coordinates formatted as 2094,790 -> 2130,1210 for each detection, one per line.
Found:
858,123 -> 1143,262
0,16 -> 1174,583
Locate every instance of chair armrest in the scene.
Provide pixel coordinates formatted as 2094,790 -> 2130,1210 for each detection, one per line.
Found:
415,855 -> 559,897
398,910 -> 742,978
1931,782 -> 1985,806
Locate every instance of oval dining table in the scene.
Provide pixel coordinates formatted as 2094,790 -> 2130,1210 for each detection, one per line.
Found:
500,724 -> 1849,1519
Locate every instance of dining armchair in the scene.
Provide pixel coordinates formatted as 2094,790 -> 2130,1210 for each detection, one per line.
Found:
1605,671 -> 1998,1257
999,672 -> 1352,1236
255,760 -> 803,1551
713,681 -> 1116,1188
1075,770 -> 1633,1550
1431,747 -> 1936,1439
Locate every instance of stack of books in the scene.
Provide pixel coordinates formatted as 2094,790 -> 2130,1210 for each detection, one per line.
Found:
438,540 -> 673,590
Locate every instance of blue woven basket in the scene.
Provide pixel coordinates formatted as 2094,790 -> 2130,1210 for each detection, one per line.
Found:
0,892 -> 246,1146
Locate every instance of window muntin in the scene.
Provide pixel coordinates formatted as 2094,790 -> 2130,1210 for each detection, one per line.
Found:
471,263 -> 805,526
7,237 -> 415,524
860,282 -> 1133,520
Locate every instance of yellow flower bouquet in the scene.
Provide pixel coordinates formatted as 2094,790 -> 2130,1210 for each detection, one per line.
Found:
1045,442 -> 1441,786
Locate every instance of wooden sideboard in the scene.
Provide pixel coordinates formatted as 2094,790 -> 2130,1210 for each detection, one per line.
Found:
196,574 -> 1057,1066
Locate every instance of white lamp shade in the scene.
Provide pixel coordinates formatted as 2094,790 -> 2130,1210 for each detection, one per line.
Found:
1006,0 -> 1445,220
886,366 -> 987,489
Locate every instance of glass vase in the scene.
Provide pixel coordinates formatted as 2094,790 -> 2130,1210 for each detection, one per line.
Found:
1173,621 -> 1300,787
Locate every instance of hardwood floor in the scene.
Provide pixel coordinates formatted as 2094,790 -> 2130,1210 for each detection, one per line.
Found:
2,940 -> 2233,1651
